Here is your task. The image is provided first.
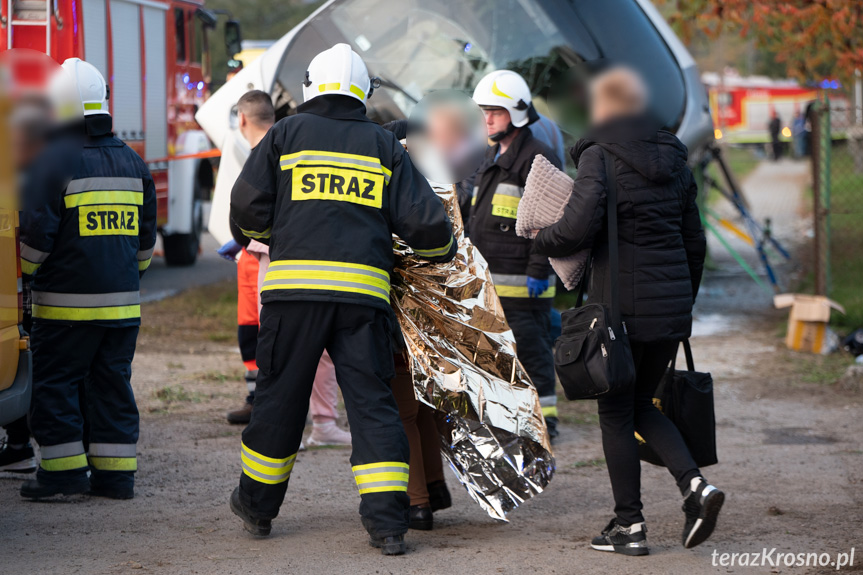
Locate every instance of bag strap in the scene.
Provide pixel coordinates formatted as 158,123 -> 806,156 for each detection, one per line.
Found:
602,149 -> 622,328
682,338 -> 695,371
670,339 -> 696,372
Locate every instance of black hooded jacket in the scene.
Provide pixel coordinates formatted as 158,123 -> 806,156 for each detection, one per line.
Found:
534,117 -> 706,343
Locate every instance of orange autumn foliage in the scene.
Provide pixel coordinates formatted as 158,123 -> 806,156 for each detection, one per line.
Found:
658,0 -> 863,83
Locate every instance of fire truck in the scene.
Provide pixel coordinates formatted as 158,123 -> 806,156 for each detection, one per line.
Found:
703,72 -> 849,144
0,0 -> 239,265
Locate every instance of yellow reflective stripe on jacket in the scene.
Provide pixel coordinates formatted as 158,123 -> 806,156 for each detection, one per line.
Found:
492,273 -> 556,299
279,150 -> 392,184
137,247 -> 154,272
412,235 -> 454,258
240,442 -> 297,485
33,304 -> 141,321
31,290 -> 142,321
262,260 -> 391,303
239,226 -> 272,240
20,242 -> 49,275
352,462 -> 409,495
20,259 -> 41,275
64,190 -> 144,208
490,193 -> 521,219
40,441 -> 88,472
66,177 -> 144,195
489,183 -> 523,219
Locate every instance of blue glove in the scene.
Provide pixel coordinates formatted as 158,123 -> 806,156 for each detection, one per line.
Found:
217,239 -> 242,261
526,276 -> 549,298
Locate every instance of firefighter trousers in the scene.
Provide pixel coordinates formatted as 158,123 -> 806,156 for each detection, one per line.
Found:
499,299 -> 558,417
29,321 -> 139,490
238,301 -> 410,538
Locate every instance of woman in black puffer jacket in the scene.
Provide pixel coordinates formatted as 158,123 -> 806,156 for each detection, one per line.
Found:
533,67 -> 723,556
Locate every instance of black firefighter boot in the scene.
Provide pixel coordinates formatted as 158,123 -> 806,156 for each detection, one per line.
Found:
21,474 -> 89,500
230,486 -> 271,536
369,533 -> 407,556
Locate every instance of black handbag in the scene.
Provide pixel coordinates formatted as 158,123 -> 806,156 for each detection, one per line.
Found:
638,339 -> 719,468
554,149 -> 636,400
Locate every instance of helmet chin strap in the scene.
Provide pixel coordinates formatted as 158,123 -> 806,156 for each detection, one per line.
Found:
488,122 -> 516,143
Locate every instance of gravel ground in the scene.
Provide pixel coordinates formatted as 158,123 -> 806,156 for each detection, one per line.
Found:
2,160 -> 861,574
1,302 -> 861,574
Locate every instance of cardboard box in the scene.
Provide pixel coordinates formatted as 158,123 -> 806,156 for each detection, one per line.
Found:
774,294 -> 845,354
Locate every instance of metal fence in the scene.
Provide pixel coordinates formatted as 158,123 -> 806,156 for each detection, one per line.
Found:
811,96 -> 863,326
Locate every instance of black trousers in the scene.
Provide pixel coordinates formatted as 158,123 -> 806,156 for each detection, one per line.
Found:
597,340 -> 701,526
30,322 -> 139,490
238,301 -> 410,538
499,299 -> 557,413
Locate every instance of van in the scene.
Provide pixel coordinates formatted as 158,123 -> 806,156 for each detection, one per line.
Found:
0,96 -> 32,427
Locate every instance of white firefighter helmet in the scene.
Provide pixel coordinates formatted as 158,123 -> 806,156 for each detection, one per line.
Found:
61,58 -> 109,116
302,43 -> 372,105
472,70 -> 533,128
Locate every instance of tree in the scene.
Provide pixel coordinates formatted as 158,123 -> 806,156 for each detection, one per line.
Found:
658,0 -> 863,84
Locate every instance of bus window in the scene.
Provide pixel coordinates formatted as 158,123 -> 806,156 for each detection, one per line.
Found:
175,8 -> 186,62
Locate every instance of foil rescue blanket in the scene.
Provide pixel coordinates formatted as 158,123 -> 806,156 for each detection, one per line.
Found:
391,185 -> 556,521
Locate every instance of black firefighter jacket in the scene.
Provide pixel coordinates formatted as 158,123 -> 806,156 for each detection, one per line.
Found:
230,95 -> 456,312
465,128 -> 561,309
533,117 -> 707,343
19,118 -> 158,327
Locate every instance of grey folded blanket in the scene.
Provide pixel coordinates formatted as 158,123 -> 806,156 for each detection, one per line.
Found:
516,154 -> 589,290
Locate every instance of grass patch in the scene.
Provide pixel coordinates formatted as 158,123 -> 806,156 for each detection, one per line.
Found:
197,368 -> 244,384
556,397 -> 600,426
141,280 -> 237,349
825,145 -> 863,329
154,385 -> 206,404
706,144 -> 762,209
571,458 -> 606,469
790,352 -> 853,386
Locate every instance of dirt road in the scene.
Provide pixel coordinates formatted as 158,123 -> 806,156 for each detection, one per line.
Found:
2,305 -> 861,575
2,162 -> 861,574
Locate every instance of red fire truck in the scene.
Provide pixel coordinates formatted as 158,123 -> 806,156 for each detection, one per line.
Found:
1,0 -> 238,265
703,72 -> 849,145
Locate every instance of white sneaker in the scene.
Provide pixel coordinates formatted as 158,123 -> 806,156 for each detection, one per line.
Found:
306,420 -> 352,447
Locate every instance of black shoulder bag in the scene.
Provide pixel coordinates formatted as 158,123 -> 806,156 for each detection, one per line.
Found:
553,149 -> 636,400
638,340 -> 718,468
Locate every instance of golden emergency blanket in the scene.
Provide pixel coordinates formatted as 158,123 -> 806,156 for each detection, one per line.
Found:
391,185 -> 555,521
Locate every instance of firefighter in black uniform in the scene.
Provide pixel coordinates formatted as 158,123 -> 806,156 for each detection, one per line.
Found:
228,44 -> 456,556
466,70 -> 563,439
18,59 -> 157,500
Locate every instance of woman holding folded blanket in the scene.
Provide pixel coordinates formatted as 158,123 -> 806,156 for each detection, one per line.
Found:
532,66 -> 723,555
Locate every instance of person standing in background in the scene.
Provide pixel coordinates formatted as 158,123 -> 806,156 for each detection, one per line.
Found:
466,70 -> 562,440
769,109 -> 783,161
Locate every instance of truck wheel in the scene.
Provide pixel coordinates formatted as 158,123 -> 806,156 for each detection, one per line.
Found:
162,185 -> 204,267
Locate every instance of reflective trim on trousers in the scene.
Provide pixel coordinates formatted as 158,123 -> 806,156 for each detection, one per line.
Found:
240,442 -> 297,485
352,462 -> 409,495
40,441 -> 87,472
